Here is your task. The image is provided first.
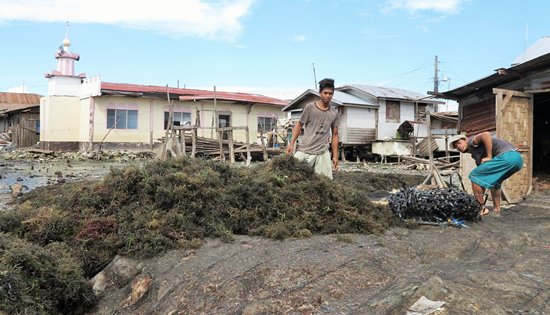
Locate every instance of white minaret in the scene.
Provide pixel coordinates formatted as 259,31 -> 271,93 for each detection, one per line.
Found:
45,22 -> 86,96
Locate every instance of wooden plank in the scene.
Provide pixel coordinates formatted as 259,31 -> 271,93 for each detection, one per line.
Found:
27,148 -> 53,154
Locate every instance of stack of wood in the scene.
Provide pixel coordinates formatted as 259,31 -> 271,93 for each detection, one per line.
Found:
399,155 -> 460,170
160,125 -> 283,164
184,136 -> 282,158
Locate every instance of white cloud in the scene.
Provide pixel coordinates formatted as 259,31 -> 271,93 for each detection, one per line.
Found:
0,0 -> 254,41
7,85 -> 28,93
382,0 -> 468,13
293,35 -> 306,42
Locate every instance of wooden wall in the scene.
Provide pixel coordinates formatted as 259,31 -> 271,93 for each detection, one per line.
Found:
9,110 -> 40,147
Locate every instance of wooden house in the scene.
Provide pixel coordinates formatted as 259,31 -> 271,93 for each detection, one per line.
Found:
438,36 -> 550,202
283,85 -> 443,159
0,92 -> 41,147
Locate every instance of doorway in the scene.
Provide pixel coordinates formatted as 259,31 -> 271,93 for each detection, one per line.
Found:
533,93 -> 550,173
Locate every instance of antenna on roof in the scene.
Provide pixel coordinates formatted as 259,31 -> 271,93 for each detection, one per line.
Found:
312,63 -> 317,89
523,24 -> 529,61
65,21 -> 70,39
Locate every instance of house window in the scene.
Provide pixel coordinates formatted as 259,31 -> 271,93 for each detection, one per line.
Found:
258,116 -> 276,133
107,109 -> 138,129
386,100 -> 400,123
164,112 -> 191,129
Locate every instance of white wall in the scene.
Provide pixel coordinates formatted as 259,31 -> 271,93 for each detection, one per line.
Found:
47,76 -> 81,97
378,100 -> 415,139
346,106 -> 376,128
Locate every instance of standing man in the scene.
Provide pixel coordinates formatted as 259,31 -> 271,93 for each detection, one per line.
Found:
449,132 -> 523,215
286,78 -> 340,179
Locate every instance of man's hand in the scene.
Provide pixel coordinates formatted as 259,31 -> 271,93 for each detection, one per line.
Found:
332,158 -> 339,171
481,156 -> 492,163
285,145 -> 294,155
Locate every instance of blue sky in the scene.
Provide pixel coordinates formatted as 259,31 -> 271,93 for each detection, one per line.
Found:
0,0 -> 548,104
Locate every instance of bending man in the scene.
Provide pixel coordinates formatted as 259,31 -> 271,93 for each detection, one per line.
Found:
449,132 -> 523,215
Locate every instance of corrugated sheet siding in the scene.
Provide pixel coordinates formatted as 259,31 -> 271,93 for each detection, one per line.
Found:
461,98 -> 495,135
345,127 -> 375,144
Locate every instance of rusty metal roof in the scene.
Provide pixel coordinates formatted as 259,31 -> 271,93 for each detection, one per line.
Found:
101,82 -> 287,106
0,92 -> 41,112
439,51 -> 550,100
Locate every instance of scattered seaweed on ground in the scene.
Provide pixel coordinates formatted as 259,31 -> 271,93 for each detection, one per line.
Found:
334,171 -> 425,193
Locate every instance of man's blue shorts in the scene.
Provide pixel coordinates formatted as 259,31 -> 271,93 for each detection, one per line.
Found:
469,150 -> 523,189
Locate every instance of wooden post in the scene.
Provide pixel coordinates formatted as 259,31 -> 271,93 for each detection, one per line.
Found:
181,129 -> 186,156
162,85 -> 174,160
191,127 -> 197,158
212,86 -> 217,139
218,130 -> 225,161
245,126 -> 251,166
260,129 -> 268,161
228,128 -> 235,164
444,126 -> 449,162
426,112 -> 435,185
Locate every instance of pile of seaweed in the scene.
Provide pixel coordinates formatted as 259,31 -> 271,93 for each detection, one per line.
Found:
0,156 -> 406,314
388,187 -> 481,222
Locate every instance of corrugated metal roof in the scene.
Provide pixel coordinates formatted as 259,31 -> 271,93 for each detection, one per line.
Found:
440,51 -> 550,100
333,90 -> 377,106
0,92 -> 41,112
282,89 -> 378,111
340,84 -> 430,101
512,36 -> 550,65
101,82 -> 287,106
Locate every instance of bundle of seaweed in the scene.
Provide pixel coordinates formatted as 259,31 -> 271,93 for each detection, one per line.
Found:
387,187 -> 481,222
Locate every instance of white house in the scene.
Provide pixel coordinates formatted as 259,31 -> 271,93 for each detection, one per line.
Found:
283,84 -> 445,159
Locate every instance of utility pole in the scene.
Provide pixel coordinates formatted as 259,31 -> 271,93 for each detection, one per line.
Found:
433,55 -> 439,94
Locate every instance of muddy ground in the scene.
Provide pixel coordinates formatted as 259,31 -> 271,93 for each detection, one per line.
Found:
1,156 -> 549,314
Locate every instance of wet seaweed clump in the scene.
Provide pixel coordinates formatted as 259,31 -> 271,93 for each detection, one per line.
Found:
0,233 -> 96,315
387,187 -> 481,222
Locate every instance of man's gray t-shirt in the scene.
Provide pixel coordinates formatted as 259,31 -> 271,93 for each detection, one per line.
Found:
466,135 -> 517,166
297,102 -> 340,155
